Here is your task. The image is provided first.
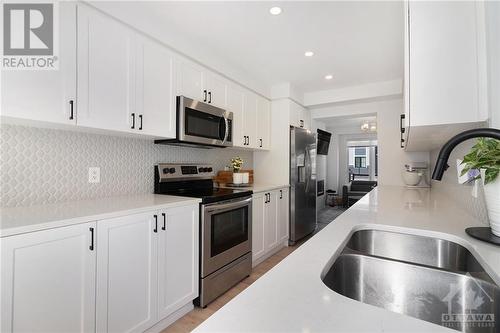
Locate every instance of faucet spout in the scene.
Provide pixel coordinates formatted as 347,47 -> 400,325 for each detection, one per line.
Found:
431,128 -> 500,181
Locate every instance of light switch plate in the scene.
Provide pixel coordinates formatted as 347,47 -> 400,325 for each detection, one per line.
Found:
88,167 -> 100,183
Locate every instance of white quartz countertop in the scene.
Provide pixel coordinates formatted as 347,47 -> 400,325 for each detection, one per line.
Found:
217,183 -> 289,193
194,186 -> 500,333
0,194 -> 201,237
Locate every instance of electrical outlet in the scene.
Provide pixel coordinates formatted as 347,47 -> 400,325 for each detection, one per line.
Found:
88,167 -> 100,183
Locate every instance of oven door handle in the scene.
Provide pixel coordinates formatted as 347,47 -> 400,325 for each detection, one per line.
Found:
204,197 -> 252,214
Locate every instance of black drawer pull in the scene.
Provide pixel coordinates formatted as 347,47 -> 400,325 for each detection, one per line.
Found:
153,215 -> 158,233
89,227 -> 94,251
280,190 -> 283,199
204,90 -> 207,102
69,100 -> 74,120
139,114 -> 143,130
162,213 -> 166,231
208,91 -> 212,103
131,113 -> 135,129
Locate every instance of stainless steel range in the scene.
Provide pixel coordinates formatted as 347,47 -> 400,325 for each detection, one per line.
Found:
154,163 -> 252,307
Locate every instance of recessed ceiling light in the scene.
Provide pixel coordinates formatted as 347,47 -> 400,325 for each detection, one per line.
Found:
325,74 -> 333,80
269,7 -> 282,15
304,51 -> 314,57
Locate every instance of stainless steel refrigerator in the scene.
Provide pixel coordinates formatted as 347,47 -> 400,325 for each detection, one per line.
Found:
289,127 -> 317,245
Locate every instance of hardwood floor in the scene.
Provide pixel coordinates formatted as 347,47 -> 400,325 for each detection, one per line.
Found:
162,244 -> 301,333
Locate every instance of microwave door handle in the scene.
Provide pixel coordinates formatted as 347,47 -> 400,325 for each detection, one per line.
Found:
223,116 -> 229,143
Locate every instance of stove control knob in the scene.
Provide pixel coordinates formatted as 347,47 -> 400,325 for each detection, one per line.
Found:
163,168 -> 170,174
169,168 -> 176,174
198,167 -> 204,173
207,167 -> 213,172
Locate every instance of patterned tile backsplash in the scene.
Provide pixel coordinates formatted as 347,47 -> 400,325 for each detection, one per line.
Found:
0,124 -> 253,207
430,140 -> 489,226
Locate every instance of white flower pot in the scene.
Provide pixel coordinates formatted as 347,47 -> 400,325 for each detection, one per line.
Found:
233,172 -> 243,184
482,170 -> 500,237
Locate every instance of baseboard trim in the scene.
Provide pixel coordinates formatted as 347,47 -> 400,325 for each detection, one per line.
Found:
144,302 -> 194,333
252,241 -> 287,267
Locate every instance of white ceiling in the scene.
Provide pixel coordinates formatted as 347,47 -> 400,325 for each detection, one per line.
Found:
92,1 -> 404,94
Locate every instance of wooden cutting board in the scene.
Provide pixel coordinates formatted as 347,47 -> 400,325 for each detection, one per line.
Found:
214,170 -> 254,184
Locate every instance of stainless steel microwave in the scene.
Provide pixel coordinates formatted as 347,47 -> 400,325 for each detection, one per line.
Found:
155,96 -> 233,148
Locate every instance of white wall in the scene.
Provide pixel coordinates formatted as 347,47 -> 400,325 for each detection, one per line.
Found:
486,1 -> 500,128
316,98 -> 429,189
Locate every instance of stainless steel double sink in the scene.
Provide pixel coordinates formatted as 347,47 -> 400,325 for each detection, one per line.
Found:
322,230 -> 499,332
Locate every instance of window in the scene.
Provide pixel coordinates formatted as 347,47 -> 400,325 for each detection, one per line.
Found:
354,156 -> 366,168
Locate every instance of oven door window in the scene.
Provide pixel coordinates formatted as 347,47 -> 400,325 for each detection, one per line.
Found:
185,107 -> 225,140
211,206 -> 248,257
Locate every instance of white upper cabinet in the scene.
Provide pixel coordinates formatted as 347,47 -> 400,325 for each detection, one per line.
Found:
176,58 -> 205,102
1,2 -> 77,125
227,84 -> 246,147
256,97 -> 271,150
205,72 -> 228,108
289,101 -> 310,130
136,37 -> 176,138
404,1 -> 488,150
243,92 -> 258,148
1,222 -> 96,333
176,58 -> 228,108
77,4 -> 135,133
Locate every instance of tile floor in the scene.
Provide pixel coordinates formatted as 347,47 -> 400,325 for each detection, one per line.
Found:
161,245 -> 301,333
163,206 -> 345,333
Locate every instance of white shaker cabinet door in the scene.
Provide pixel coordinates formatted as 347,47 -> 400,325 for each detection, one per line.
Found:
227,84 -> 246,147
252,192 -> 266,262
1,2 -> 77,125
277,188 -> 289,243
157,205 -> 199,319
264,191 -> 279,251
176,58 -> 205,102
96,211 -> 158,333
243,92 -> 258,149
205,72 -> 228,108
77,4 -> 135,132
136,37 -> 176,138
1,222 -> 96,333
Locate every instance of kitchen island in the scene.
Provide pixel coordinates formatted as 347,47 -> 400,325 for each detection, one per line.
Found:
194,185 -> 500,332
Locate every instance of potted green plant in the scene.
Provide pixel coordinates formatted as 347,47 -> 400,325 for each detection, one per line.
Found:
230,156 -> 245,184
460,138 -> 500,236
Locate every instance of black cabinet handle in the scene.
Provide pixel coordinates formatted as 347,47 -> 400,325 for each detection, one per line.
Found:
208,91 -> 212,104
400,114 -> 405,148
300,120 -> 304,128
69,100 -> 74,120
139,114 -> 143,130
131,113 -> 135,129
246,136 -> 249,145
153,215 -> 158,233
89,227 -> 94,251
280,190 -> 283,199
162,213 -> 166,231
204,90 -> 207,102
259,138 -> 263,148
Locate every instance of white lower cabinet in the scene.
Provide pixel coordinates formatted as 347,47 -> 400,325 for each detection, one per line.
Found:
1,204 -> 199,333
1,222 -> 96,333
157,206 -> 199,319
96,211 -> 158,333
277,188 -> 289,243
252,187 -> 289,265
97,204 -> 199,333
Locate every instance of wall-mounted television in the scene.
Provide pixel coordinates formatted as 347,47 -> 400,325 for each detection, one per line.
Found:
317,129 -> 332,155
